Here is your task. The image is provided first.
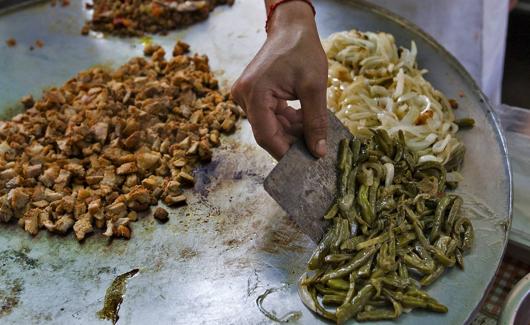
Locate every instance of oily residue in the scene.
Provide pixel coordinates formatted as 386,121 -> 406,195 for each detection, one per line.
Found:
0,278 -> 23,317
247,269 -> 260,297
257,216 -> 306,254
0,249 -> 40,269
97,269 -> 139,324
193,160 -> 221,197
179,248 -> 198,261
256,285 -> 302,323
192,142 -> 267,199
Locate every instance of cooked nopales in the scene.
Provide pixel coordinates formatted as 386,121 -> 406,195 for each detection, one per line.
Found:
325,29 -> 472,171
300,133 -> 473,324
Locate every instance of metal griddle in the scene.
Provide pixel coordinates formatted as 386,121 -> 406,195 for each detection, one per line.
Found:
0,1 -> 511,324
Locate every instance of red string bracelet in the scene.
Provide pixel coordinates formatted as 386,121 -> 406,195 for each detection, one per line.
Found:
265,0 -> 316,33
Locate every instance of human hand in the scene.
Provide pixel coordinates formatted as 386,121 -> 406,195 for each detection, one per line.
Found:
231,1 -> 328,160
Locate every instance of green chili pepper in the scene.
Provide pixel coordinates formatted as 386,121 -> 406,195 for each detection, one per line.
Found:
340,235 -> 366,251
420,264 -> 445,286
358,184 -> 375,225
323,294 -> 347,306
303,135 -> 474,324
430,195 -> 454,242
455,118 -> 475,129
308,223 -> 336,270
315,283 -> 347,297
320,246 -> 378,282
324,254 -> 354,264
454,217 -> 474,251
336,284 -> 375,324
324,201 -> 339,220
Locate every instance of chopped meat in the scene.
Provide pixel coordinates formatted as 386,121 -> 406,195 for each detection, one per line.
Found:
8,188 -> 29,210
177,171 -> 195,186
21,95 -> 35,108
6,38 -> 16,47
116,162 -> 138,175
0,168 -> 17,180
163,194 -> 187,206
83,0 -> 235,37
143,43 -> 162,57
106,202 -> 127,220
115,224 -> 131,239
55,169 -> 72,184
173,40 -> 190,56
153,207 -> 169,223
6,176 -> 23,189
0,41 -> 241,241
0,195 -> 13,223
24,164 -> 42,178
127,210 -> 137,222
141,175 -> 164,190
136,151 -> 161,170
54,215 -> 75,234
32,200 -> 49,209
164,180 -> 181,195
43,188 -> 63,202
92,122 -> 109,143
23,209 -> 40,236
102,219 -> 114,237
73,215 -> 93,240
88,199 -> 102,214
126,186 -> 152,211
39,166 -> 60,188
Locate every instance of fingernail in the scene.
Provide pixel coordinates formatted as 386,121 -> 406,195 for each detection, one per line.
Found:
316,139 -> 327,157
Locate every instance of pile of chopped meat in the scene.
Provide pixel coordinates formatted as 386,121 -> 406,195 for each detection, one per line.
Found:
82,0 -> 235,37
0,41 -> 242,241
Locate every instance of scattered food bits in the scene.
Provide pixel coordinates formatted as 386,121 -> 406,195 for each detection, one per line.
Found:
153,207 -> 169,223
115,224 -> 131,239
6,38 -> 16,47
20,95 -> 34,108
0,41 -> 242,242
81,24 -> 90,36
143,43 -> 161,57
35,40 -> 44,48
173,40 -> 190,56
163,194 -> 187,206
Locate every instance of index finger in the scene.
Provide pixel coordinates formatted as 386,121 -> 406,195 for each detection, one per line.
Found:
247,91 -> 294,160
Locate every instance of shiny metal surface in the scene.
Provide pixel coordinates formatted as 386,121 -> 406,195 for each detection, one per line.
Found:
0,1 -> 511,324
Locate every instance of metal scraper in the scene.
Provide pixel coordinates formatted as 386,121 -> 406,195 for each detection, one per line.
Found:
264,111 -> 353,243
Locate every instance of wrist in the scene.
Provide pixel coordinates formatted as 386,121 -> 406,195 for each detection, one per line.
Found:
266,1 -> 316,35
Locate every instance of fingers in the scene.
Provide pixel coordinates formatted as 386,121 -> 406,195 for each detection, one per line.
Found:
276,103 -> 303,137
246,91 -> 295,160
233,77 -> 301,160
298,83 -> 328,158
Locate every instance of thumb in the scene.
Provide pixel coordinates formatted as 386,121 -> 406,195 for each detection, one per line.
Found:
299,84 -> 328,158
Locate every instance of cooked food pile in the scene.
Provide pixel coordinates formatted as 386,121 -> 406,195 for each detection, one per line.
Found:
326,30 -> 470,169
82,0 -> 234,36
0,41 -> 242,241
300,133 -> 474,324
